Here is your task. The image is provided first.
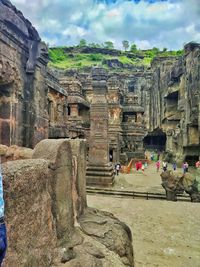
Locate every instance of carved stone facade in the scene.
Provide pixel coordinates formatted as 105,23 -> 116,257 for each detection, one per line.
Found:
0,0 -> 199,166
149,43 -> 200,165
0,0 -> 48,148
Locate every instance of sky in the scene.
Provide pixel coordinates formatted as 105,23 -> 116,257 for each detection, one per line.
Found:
11,0 -> 200,50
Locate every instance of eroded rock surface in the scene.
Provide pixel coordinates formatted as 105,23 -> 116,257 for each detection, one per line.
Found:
3,159 -> 57,267
161,170 -> 200,202
2,139 -> 134,267
0,144 -> 33,162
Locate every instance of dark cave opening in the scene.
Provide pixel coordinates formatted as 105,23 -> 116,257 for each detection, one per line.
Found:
144,129 -> 166,151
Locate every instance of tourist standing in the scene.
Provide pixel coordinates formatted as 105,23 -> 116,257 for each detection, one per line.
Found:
172,162 -> 177,171
182,162 -> 188,174
162,161 -> 168,171
156,161 -> 160,172
115,163 -> 121,175
195,160 -> 200,168
0,159 -> 7,265
185,162 -> 189,172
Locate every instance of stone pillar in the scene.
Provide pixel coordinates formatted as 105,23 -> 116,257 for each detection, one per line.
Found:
86,67 -> 115,186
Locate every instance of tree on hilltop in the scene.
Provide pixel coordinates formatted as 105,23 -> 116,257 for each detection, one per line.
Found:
78,39 -> 87,47
88,42 -> 102,48
130,43 -> 137,52
122,40 -> 129,51
104,41 -> 114,49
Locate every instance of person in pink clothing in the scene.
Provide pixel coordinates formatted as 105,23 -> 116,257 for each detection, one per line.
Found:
156,161 -> 160,172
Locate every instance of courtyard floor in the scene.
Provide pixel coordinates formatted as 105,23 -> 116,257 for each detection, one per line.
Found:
87,163 -> 200,267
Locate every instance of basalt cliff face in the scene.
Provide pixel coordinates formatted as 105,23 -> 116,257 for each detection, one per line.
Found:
149,43 -> 200,164
0,0 -> 49,148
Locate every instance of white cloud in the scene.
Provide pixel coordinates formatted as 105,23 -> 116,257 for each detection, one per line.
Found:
11,0 -> 200,49
136,40 -> 151,50
62,25 -> 88,37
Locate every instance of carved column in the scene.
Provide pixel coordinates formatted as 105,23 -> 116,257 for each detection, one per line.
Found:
86,67 -> 115,186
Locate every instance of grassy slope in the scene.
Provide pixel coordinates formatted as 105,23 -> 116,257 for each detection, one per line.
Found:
48,46 -> 183,70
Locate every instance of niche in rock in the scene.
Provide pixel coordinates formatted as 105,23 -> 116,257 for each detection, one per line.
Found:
122,112 -> 137,123
165,91 -> 179,115
0,82 -> 14,145
128,81 -> 135,93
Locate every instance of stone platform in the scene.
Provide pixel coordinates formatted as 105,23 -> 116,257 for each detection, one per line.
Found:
86,163 -> 115,186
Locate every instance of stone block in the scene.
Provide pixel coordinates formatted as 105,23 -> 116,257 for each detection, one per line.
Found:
70,139 -> 87,218
2,159 -> 57,266
33,139 -> 74,243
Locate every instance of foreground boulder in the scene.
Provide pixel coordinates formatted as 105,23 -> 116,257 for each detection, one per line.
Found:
161,170 -> 200,202
2,139 -> 134,266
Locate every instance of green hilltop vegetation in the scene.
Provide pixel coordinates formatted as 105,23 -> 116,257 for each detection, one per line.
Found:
48,39 -> 183,70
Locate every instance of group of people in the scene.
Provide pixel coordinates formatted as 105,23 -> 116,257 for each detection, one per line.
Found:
155,160 -> 189,173
155,161 -> 169,172
155,160 -> 195,174
115,158 -> 200,176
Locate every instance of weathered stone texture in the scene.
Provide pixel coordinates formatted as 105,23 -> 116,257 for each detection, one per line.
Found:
0,0 -> 69,148
70,139 -> 87,219
161,170 -> 200,202
0,144 -> 33,162
33,139 -> 74,243
3,159 -> 57,267
147,43 -> 200,164
2,139 -> 134,266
